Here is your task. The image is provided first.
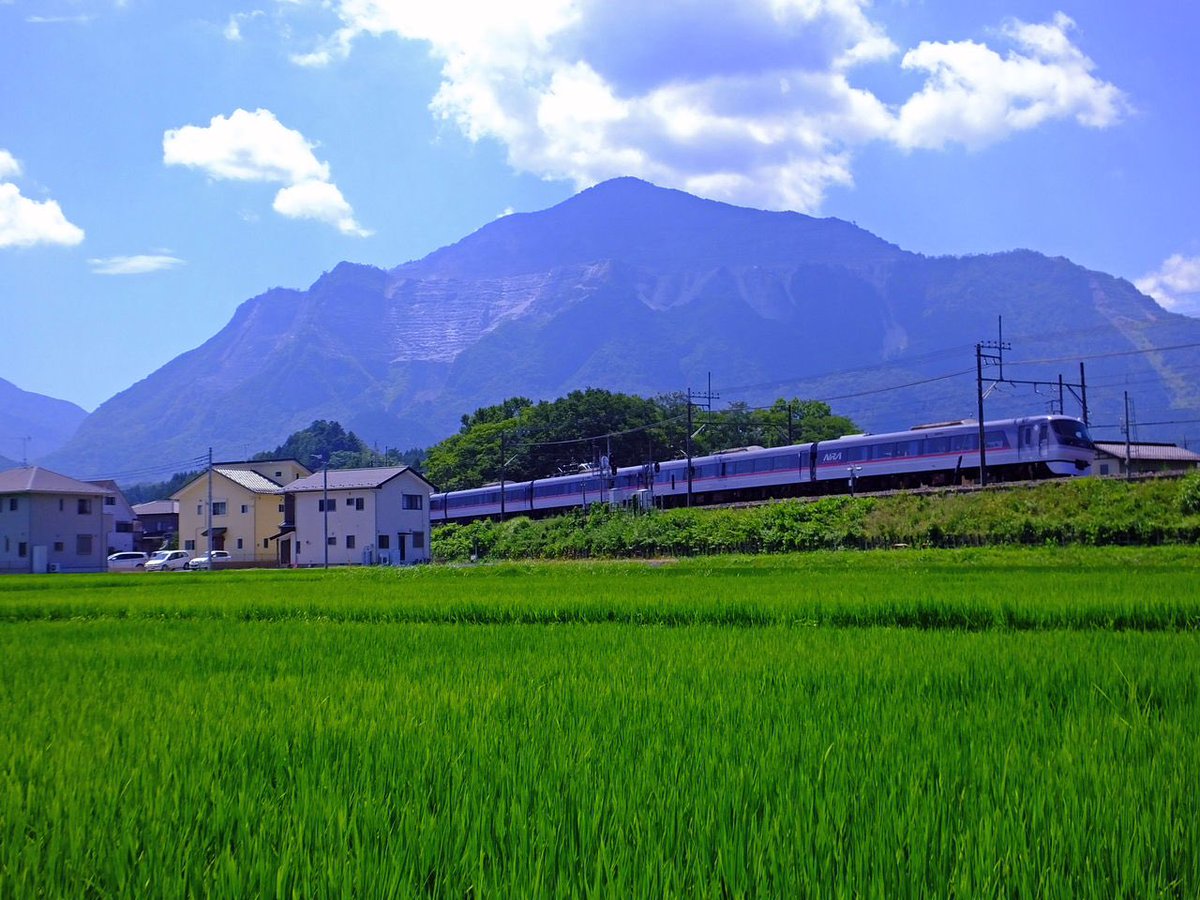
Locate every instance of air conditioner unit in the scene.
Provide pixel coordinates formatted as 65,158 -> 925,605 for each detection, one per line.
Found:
48,563 -> 61,573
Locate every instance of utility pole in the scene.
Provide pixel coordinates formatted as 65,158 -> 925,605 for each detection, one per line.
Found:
974,322 -> 1010,488
1123,391 -> 1132,482
499,432 -> 506,521
206,447 -> 214,562
683,376 -> 720,508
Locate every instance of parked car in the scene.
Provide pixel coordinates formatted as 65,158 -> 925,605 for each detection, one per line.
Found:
107,551 -> 149,570
187,550 -> 232,570
144,550 -> 191,572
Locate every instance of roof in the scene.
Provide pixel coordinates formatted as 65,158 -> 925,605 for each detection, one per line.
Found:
132,499 -> 179,516
215,467 -> 286,493
286,465 -> 434,493
0,466 -> 110,496
1094,442 -> 1200,463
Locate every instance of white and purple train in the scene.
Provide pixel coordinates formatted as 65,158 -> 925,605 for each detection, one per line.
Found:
431,414 -> 1095,523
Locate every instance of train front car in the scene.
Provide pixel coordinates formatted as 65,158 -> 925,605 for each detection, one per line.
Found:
1040,416 -> 1095,477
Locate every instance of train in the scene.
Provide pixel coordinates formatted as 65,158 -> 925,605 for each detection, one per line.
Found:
430,414 -> 1096,523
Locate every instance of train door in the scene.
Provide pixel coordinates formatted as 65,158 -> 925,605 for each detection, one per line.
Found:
1037,422 -> 1050,459
1017,419 -> 1035,464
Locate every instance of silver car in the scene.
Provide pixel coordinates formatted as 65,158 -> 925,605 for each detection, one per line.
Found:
107,551 -> 149,570
144,550 -> 191,572
187,550 -> 232,570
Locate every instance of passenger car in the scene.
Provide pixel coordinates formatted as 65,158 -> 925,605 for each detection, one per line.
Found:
107,551 -> 149,570
186,550 -> 232,570
144,550 -> 191,572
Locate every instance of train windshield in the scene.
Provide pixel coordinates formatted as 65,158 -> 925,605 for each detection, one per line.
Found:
1051,419 -> 1094,449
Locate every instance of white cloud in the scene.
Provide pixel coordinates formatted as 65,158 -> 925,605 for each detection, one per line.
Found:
26,15 -> 94,24
163,108 -> 369,236
0,151 -> 85,249
0,150 -> 20,180
88,254 -> 185,275
1136,255 -> 1200,317
892,12 -> 1127,150
225,10 -> 265,42
273,180 -> 372,236
291,3 -> 1126,212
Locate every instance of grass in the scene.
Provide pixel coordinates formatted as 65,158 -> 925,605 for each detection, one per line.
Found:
1,547 -> 1197,896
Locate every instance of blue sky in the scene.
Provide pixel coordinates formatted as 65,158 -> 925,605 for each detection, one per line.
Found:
2,0 -> 1198,421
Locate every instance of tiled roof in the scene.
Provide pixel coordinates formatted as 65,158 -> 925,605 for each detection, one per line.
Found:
214,467 -> 285,494
1094,442 -> 1200,463
0,466 -> 110,495
287,466 -> 431,492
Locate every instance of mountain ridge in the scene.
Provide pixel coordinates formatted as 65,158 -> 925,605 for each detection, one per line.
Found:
39,178 -> 1200,480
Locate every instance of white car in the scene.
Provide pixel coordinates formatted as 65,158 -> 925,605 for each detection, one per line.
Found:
107,551 -> 149,570
144,550 -> 191,572
187,550 -> 232,570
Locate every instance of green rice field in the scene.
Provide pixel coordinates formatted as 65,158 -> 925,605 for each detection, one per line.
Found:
1,547 -> 1198,896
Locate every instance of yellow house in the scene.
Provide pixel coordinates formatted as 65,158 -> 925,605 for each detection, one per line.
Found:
173,459 -> 309,564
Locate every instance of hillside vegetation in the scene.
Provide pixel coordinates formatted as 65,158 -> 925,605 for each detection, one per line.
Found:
433,474 -> 1200,561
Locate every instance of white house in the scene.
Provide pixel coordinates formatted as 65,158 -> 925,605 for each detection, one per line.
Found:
0,467 -> 110,574
286,466 -> 435,566
88,479 -> 137,554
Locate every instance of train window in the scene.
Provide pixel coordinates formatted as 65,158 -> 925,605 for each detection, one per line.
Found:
1051,420 -> 1094,448
733,460 -> 755,475
949,434 -> 978,452
985,431 -> 1009,450
875,443 -> 895,460
925,437 -> 949,455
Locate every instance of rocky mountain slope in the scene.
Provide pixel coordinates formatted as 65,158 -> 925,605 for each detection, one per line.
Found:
41,178 -> 1200,479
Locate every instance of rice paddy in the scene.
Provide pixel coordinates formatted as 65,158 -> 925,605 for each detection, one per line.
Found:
1,547 -> 1197,896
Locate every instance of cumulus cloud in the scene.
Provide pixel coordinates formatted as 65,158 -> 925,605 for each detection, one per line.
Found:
892,13 -> 1127,150
290,2 -> 1125,212
0,150 -> 85,249
1136,255 -> 1200,317
162,108 -> 369,235
88,254 -> 185,275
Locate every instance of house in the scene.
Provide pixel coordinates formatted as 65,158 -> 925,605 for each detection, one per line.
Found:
172,459 -> 309,564
1093,442 -> 1200,477
88,479 -> 137,554
286,466 -> 434,566
0,467 -> 110,574
131,499 -> 179,552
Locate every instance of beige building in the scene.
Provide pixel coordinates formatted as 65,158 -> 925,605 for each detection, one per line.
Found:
173,459 -> 309,564
0,467 -> 110,574
286,466 -> 434,567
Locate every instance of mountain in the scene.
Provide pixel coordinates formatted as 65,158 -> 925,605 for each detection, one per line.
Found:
0,378 -> 88,466
43,178 -> 1200,479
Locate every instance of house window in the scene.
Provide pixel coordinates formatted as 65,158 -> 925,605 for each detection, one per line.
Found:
278,503 -> 285,512
77,498 -> 92,515
412,530 -> 425,550
346,535 -> 356,549
212,502 -> 227,516
59,499 -> 64,511
76,534 -> 93,555
241,504 -> 249,514
319,499 -> 336,512
197,504 -> 202,516
236,538 -> 244,550
354,498 -> 365,511
7,498 -> 16,511
53,541 -> 64,552
402,493 -> 424,510
377,534 -> 390,550
185,540 -> 195,551
104,496 -> 116,506
263,538 -> 269,549
275,471 -> 282,478
327,536 -> 336,546
18,542 -> 27,558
